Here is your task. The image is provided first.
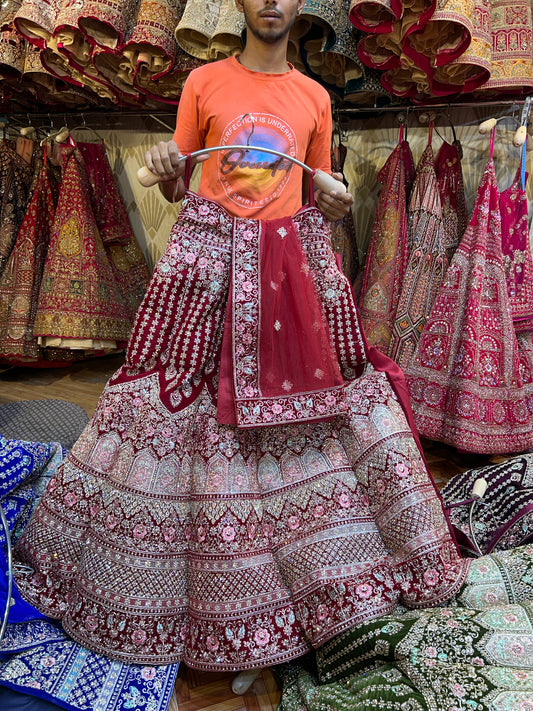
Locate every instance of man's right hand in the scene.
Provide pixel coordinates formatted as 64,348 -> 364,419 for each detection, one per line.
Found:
144,140 -> 185,183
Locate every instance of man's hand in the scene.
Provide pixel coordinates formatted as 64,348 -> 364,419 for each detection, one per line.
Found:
144,140 -> 209,202
145,140 -> 186,182
315,172 -> 354,222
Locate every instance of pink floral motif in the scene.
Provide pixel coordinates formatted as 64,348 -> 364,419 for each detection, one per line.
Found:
141,667 -> 157,681
313,505 -> 325,518
85,615 -> 98,632
356,583 -> 373,599
132,629 -> 147,645
64,492 -> 77,507
452,684 -> 466,698
316,604 -> 328,621
197,526 -> 206,542
222,525 -> 236,542
425,646 -> 437,658
395,462 -> 408,477
40,656 -> 56,667
184,252 -> 196,264
288,516 -> 300,530
133,524 -> 147,540
106,514 -> 118,529
272,403 -> 283,415
338,493 -> 351,508
254,628 -> 270,646
423,568 -> 439,586
262,523 -> 274,538
206,635 -> 219,651
163,527 -> 176,543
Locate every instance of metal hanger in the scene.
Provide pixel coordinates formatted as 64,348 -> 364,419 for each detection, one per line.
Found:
137,113 -> 346,195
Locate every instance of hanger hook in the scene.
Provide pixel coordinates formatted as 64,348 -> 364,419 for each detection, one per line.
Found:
240,113 -> 255,147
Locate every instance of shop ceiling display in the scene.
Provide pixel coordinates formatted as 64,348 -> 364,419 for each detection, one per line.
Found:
0,0 -> 532,111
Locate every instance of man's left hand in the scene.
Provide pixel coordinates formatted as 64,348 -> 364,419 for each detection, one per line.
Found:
315,172 -> 354,222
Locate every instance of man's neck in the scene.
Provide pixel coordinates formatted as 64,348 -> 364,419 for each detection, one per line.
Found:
237,36 -> 291,74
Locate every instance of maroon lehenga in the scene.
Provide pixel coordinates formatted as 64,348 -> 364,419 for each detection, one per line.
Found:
15,189 -> 468,670
0,138 -> 33,278
0,161 -> 58,363
406,130 -> 533,454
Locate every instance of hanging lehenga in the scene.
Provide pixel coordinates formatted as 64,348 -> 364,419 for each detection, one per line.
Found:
434,133 -> 467,263
76,141 -> 151,322
0,138 -> 34,278
357,125 -> 415,352
0,159 -> 58,363
405,130 -> 533,454
33,144 -> 136,351
15,172 -> 468,670
388,124 -> 447,370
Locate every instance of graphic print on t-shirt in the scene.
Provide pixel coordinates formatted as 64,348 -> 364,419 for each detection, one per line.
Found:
218,113 -> 298,210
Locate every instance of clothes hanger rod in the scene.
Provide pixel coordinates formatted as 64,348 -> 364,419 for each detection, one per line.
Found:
137,145 -> 347,194
334,97 -> 533,116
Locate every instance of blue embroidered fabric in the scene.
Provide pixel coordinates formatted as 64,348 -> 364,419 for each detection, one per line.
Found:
0,436 -> 65,624
0,621 -> 178,711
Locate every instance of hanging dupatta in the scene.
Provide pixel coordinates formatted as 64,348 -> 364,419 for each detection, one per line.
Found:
217,179 -> 365,428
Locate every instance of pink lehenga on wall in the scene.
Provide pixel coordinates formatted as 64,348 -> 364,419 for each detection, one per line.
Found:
15,184 -> 468,670
405,129 -> 533,454
358,124 -> 415,353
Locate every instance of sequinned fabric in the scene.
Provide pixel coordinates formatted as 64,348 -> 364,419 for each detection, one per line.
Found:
358,132 -> 415,353
405,132 -> 533,454
278,545 -> 533,711
15,192 -> 468,670
0,139 -> 33,279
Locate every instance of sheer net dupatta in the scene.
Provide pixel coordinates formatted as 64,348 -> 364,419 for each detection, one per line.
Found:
218,210 -> 367,429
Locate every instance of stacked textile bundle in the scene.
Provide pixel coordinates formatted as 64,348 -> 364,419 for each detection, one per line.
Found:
350,0 -> 533,101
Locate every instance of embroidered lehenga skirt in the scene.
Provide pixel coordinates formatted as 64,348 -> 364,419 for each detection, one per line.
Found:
15,192 -> 469,670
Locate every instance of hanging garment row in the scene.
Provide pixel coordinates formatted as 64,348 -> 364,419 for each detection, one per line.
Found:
357,118 -> 533,454
0,133 -> 150,366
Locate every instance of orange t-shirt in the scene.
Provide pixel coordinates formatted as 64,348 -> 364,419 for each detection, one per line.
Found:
173,56 -> 332,219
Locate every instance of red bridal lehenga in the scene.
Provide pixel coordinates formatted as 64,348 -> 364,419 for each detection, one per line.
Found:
0,160 -> 58,363
406,130 -> 533,454
358,125 -> 415,353
15,185 -> 469,670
